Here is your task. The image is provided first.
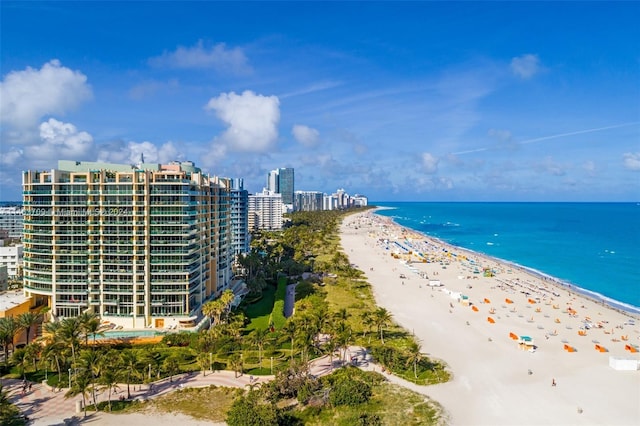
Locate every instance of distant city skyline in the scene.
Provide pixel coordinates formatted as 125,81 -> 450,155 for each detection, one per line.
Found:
1,2 -> 639,201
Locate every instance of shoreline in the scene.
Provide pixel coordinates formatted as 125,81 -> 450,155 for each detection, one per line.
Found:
372,206 -> 640,316
340,209 -> 640,425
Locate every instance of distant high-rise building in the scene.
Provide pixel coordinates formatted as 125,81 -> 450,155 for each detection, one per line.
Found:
266,168 -> 294,207
248,190 -> 283,230
22,160 -> 232,328
277,168 -> 294,206
266,170 -> 279,194
229,178 -> 249,256
294,191 -> 324,212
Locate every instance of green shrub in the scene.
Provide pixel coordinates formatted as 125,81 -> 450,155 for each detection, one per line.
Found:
329,376 -> 372,406
226,392 -> 278,426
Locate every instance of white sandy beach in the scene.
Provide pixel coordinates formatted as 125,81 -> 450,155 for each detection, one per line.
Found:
340,210 -> 640,425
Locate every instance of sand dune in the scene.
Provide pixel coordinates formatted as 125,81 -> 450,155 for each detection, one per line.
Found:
340,210 -> 640,425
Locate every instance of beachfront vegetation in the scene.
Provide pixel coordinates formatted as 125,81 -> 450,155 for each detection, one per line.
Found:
0,207 -> 448,422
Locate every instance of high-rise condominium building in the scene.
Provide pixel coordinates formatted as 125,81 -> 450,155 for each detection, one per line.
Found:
22,160 -> 232,329
248,190 -> 283,231
294,191 -> 324,212
229,178 -> 249,257
266,168 -> 294,206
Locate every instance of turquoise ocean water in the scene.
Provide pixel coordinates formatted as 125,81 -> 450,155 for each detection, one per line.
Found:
373,202 -> 639,313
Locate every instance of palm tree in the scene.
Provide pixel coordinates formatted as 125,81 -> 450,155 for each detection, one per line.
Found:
79,312 -> 104,346
79,349 -> 103,410
162,355 -> 180,382
120,349 -> 141,398
295,327 -> 315,365
57,317 -> 83,365
373,307 -> 393,345
41,340 -> 67,383
219,289 -> 236,323
99,367 -> 120,411
406,341 -> 423,380
360,311 -> 375,341
333,321 -> 353,364
228,353 -> 243,378
324,334 -> 339,371
281,320 -> 297,364
10,348 -> 28,379
66,369 -> 92,417
24,342 -> 41,373
18,311 -> 42,345
0,316 -> 21,366
196,352 -> 210,376
248,328 -> 270,368
202,299 -> 225,327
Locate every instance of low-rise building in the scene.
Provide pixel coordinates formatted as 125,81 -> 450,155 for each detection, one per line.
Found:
0,244 -> 23,278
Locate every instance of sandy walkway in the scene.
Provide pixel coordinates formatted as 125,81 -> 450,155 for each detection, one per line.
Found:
340,210 -> 640,425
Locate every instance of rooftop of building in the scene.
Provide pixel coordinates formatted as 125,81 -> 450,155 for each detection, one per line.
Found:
0,290 -> 30,312
56,159 -> 201,174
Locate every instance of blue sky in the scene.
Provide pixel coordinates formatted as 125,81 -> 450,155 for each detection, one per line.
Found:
1,1 -> 639,201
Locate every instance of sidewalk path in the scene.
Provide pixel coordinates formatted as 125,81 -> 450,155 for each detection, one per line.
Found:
5,370 -> 273,426
5,345 -> 426,425
284,283 -> 297,318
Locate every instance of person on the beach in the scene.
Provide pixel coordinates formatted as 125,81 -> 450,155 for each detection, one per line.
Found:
552,378 -> 556,386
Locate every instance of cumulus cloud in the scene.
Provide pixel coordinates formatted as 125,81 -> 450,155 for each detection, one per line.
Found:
510,54 -> 541,79
0,60 -> 92,131
28,118 -> 94,160
97,140 -> 181,165
205,90 -> 280,153
421,152 -> 439,174
149,40 -> 250,73
623,152 -> 640,171
0,147 -> 24,166
292,124 -> 320,147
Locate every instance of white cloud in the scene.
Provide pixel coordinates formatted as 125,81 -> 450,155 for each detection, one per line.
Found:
510,54 -> 541,80
421,152 -> 439,174
149,40 -> 250,73
535,156 -> 566,176
205,90 -> 280,153
292,124 -> 320,147
30,118 -> 94,160
98,140 -> 181,165
0,60 -> 92,131
0,147 -> 23,166
622,152 -> 640,171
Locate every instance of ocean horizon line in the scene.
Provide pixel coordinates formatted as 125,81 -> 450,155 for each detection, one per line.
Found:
370,203 -> 639,315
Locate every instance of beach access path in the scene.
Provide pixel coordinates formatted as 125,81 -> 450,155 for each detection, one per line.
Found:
340,210 -> 640,426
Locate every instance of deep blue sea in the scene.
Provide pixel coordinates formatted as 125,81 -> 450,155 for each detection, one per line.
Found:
374,202 -> 640,312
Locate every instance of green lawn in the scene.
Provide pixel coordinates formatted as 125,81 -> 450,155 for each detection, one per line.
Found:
244,284 -> 276,331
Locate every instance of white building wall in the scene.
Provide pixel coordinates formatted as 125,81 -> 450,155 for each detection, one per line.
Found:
0,245 -> 23,278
